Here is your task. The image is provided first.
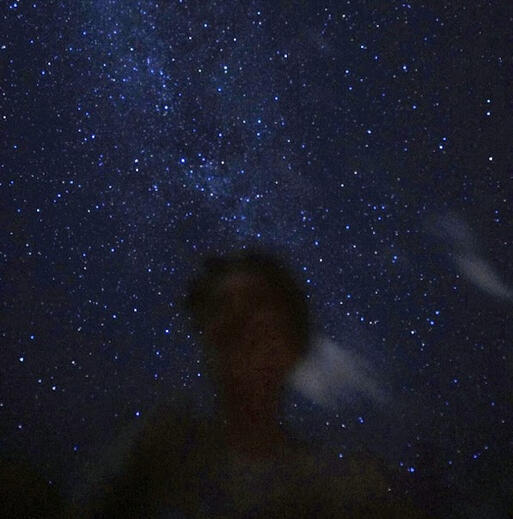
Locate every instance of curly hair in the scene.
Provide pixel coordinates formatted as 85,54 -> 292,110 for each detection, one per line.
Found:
183,246 -> 310,355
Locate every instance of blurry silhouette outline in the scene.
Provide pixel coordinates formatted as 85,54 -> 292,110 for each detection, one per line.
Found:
81,246 -> 431,518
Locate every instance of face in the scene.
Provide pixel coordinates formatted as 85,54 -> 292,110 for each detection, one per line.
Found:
205,271 -> 301,393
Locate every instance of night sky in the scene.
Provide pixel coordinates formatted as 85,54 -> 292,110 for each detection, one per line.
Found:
1,1 -> 512,517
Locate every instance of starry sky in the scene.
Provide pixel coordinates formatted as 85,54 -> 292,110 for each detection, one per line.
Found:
1,1 -> 512,516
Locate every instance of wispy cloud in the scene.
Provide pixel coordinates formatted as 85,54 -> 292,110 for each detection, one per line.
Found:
426,211 -> 512,302
455,252 -> 513,301
289,333 -> 390,409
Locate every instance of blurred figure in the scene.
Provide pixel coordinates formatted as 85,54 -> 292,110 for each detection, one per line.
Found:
84,247 -> 429,518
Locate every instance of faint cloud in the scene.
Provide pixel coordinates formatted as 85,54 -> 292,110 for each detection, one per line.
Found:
289,333 -> 390,409
425,210 -> 512,302
455,252 -> 513,301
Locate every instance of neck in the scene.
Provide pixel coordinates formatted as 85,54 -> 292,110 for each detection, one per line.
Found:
219,388 -> 287,458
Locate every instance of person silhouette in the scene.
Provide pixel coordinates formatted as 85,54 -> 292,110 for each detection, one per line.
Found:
186,248 -> 310,463
83,247 -> 430,518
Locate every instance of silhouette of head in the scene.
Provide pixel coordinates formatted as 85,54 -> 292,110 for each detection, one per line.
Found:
185,248 -> 309,397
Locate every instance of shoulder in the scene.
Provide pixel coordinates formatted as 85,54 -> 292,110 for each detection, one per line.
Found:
292,448 -> 429,518
83,395 -> 207,518
131,394 -> 206,466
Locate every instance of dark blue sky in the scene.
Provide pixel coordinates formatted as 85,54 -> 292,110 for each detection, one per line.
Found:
1,1 -> 511,516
